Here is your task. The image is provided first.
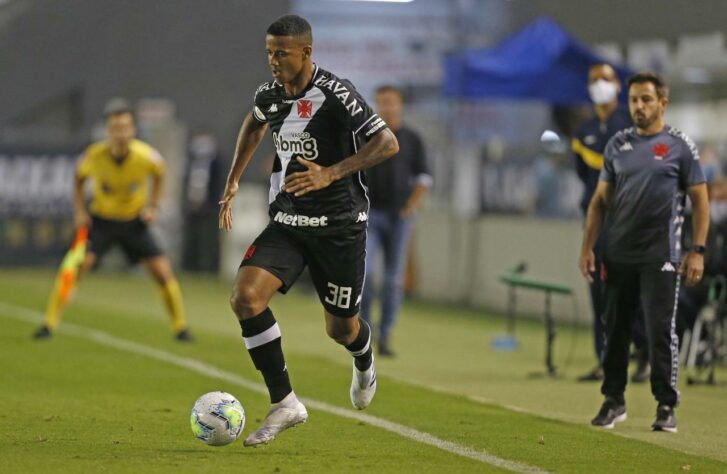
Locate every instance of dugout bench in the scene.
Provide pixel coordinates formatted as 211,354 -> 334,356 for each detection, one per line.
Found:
497,263 -> 572,376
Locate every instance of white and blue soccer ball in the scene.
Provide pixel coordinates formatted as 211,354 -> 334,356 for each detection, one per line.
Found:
190,391 -> 245,446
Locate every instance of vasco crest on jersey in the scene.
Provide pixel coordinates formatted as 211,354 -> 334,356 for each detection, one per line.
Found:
296,99 -> 312,118
652,143 -> 669,161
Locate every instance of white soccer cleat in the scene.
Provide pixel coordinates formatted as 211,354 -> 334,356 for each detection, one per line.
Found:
350,358 -> 377,410
243,393 -> 308,447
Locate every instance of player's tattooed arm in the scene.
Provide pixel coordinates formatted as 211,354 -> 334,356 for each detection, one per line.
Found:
284,128 -> 399,197
219,111 -> 268,231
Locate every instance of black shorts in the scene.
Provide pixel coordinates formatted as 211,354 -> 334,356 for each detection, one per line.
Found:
241,223 -> 366,318
88,215 -> 163,264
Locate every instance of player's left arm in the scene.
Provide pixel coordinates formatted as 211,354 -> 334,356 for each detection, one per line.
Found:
682,182 -> 709,286
284,127 -> 398,197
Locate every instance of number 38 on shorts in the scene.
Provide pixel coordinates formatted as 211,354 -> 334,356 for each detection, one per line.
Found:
240,223 -> 367,319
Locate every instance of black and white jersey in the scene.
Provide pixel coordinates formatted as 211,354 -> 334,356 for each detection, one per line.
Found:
252,65 -> 388,234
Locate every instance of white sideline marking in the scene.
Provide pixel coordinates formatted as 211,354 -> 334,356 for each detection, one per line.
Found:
0,301 -> 547,474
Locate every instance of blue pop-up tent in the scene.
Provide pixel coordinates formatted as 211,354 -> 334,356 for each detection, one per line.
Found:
443,17 -> 633,105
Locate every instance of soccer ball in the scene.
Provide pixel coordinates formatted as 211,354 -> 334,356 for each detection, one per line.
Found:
190,391 -> 245,446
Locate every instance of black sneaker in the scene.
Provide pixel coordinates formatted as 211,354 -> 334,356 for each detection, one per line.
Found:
651,404 -> 677,433
33,325 -> 52,340
577,366 -> 604,382
174,329 -> 193,342
631,359 -> 650,384
591,397 -> 627,429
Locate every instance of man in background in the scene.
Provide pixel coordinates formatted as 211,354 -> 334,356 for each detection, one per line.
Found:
361,85 -> 431,356
572,64 -> 648,382
182,130 -> 224,273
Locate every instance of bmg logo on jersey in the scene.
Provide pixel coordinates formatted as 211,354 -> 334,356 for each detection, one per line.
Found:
272,131 -> 319,160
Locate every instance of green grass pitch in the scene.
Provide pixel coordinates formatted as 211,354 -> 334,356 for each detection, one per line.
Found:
1,269 -> 726,473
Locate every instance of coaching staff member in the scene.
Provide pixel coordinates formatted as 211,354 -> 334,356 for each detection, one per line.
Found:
579,72 -> 709,433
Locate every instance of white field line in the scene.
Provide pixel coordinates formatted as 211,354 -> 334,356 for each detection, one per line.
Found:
0,301 -> 548,474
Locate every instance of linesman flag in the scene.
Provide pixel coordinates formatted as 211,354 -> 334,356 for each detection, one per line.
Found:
43,226 -> 88,329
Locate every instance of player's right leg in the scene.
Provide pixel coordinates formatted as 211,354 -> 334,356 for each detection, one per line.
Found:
231,266 -> 307,447
232,227 -> 308,447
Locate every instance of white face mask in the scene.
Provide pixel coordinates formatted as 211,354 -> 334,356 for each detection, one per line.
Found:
588,79 -> 619,105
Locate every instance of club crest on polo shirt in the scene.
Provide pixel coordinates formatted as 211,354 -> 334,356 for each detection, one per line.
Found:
653,143 -> 669,160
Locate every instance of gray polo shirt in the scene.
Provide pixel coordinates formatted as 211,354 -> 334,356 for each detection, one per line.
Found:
600,125 -> 705,264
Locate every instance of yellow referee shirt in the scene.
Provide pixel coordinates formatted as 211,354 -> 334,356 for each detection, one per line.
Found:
77,139 -> 164,221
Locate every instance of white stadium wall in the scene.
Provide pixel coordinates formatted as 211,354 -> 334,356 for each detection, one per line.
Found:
412,211 -> 590,324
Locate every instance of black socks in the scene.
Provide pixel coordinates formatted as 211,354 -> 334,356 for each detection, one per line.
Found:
240,308 -> 292,403
345,319 -> 373,371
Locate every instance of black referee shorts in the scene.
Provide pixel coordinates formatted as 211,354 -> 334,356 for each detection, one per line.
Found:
88,215 -> 163,264
240,223 -> 366,318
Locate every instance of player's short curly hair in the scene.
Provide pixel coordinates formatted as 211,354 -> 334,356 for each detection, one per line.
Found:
628,72 -> 669,99
267,15 -> 312,44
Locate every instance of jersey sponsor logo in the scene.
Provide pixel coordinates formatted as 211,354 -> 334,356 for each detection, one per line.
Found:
272,131 -> 319,160
297,99 -> 312,118
273,211 -> 329,227
653,143 -> 669,160
619,141 -> 633,152
661,262 -> 676,272
584,135 -> 597,145
313,75 -> 364,117
355,212 -> 368,223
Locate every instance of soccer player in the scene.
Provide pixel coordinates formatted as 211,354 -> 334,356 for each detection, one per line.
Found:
579,72 -> 709,432
34,99 -> 192,341
572,64 -> 649,383
360,85 -> 431,356
218,15 -> 398,446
